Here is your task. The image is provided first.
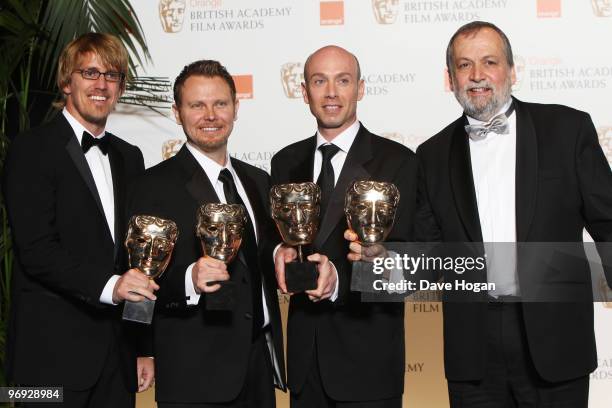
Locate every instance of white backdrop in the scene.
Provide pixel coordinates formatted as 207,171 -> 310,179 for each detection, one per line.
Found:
112,1 -> 612,407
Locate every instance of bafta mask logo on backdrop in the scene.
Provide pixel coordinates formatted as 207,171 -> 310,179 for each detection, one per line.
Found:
162,139 -> 186,160
159,0 -> 186,33
233,75 -> 253,99
280,63 -> 304,98
537,0 -> 561,18
320,1 -> 344,25
382,132 -> 428,150
596,126 -> 612,164
372,0 -> 399,24
513,55 -> 527,91
592,0 -> 612,16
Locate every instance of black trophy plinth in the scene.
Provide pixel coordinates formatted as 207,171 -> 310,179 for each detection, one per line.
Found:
123,298 -> 156,324
350,261 -> 379,293
204,281 -> 236,310
285,261 -> 318,292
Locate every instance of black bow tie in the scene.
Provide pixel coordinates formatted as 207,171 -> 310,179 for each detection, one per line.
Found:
81,131 -> 109,155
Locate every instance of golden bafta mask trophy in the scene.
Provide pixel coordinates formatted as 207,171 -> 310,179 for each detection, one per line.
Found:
196,203 -> 247,310
270,182 -> 321,292
123,215 -> 178,324
345,180 -> 400,292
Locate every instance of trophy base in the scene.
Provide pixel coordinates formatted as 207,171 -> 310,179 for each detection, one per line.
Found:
286,261 -> 318,292
122,298 -> 155,324
350,261 -> 379,293
205,281 -> 236,311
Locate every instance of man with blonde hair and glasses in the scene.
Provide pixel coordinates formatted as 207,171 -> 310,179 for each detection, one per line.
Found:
4,33 -> 154,407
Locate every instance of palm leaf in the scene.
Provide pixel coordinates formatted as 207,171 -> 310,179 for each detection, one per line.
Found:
38,0 -> 151,87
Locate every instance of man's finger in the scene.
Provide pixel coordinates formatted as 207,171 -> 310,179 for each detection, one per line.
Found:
275,258 -> 288,293
344,229 -> 358,241
126,288 -> 157,302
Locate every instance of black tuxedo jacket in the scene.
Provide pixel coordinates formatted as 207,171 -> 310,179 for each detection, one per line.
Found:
127,145 -> 286,404
416,98 -> 612,382
270,124 -> 418,401
3,114 -> 145,390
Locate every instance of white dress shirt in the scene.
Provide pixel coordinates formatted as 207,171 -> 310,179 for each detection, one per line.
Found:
183,143 -> 270,326
62,109 -> 120,305
467,99 -> 519,297
313,118 -> 360,184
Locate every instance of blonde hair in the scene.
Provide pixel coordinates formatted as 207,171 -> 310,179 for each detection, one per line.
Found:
56,33 -> 129,106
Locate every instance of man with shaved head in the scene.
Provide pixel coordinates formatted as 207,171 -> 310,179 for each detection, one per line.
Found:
271,45 -> 418,407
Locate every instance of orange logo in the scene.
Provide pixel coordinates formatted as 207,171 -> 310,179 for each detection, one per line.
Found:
233,75 -> 253,99
537,0 -> 561,18
320,1 -> 344,25
592,0 -> 612,17
162,139 -> 185,160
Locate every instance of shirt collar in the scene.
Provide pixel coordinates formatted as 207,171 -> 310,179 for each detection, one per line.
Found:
315,118 -> 360,153
185,142 -> 235,185
62,108 -> 106,143
466,98 -> 514,125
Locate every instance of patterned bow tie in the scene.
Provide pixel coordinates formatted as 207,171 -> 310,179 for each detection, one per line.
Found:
465,103 -> 515,141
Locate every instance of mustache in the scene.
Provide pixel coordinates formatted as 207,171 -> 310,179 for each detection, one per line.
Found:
463,81 -> 496,92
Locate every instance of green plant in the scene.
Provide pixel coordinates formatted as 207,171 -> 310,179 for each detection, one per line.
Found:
0,0 -> 170,387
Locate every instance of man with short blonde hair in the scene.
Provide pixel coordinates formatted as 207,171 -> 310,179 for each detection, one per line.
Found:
4,32 -> 152,407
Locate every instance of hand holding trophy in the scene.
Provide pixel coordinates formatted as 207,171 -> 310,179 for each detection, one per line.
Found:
123,215 -> 179,324
195,203 -> 247,310
345,180 -> 400,292
270,182 -> 321,292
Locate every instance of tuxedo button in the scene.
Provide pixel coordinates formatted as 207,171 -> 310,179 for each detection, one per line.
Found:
244,312 -> 252,320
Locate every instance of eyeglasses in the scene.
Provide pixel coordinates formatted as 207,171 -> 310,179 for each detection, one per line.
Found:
73,69 -> 125,82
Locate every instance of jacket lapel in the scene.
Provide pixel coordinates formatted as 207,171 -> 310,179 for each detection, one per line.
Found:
288,136 -> 316,183
449,118 -> 484,242
514,98 -> 538,242
107,136 -> 126,254
232,158 -> 266,244
313,125 -> 372,250
177,146 -> 220,206
65,131 -> 106,220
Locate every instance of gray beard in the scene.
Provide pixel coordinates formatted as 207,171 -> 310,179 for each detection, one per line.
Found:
453,80 -> 512,122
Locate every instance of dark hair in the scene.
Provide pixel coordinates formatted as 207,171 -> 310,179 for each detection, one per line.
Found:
173,59 -> 236,106
446,21 -> 514,75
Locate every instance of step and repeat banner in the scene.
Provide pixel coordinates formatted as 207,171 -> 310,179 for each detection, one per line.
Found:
114,1 -> 612,407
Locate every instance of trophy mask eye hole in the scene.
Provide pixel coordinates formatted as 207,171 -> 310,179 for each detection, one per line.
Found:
353,202 -> 368,214
228,223 -> 242,234
154,238 -> 172,252
299,203 -> 314,213
135,236 -> 150,245
281,204 -> 294,215
206,225 -> 219,235
377,202 -> 392,215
